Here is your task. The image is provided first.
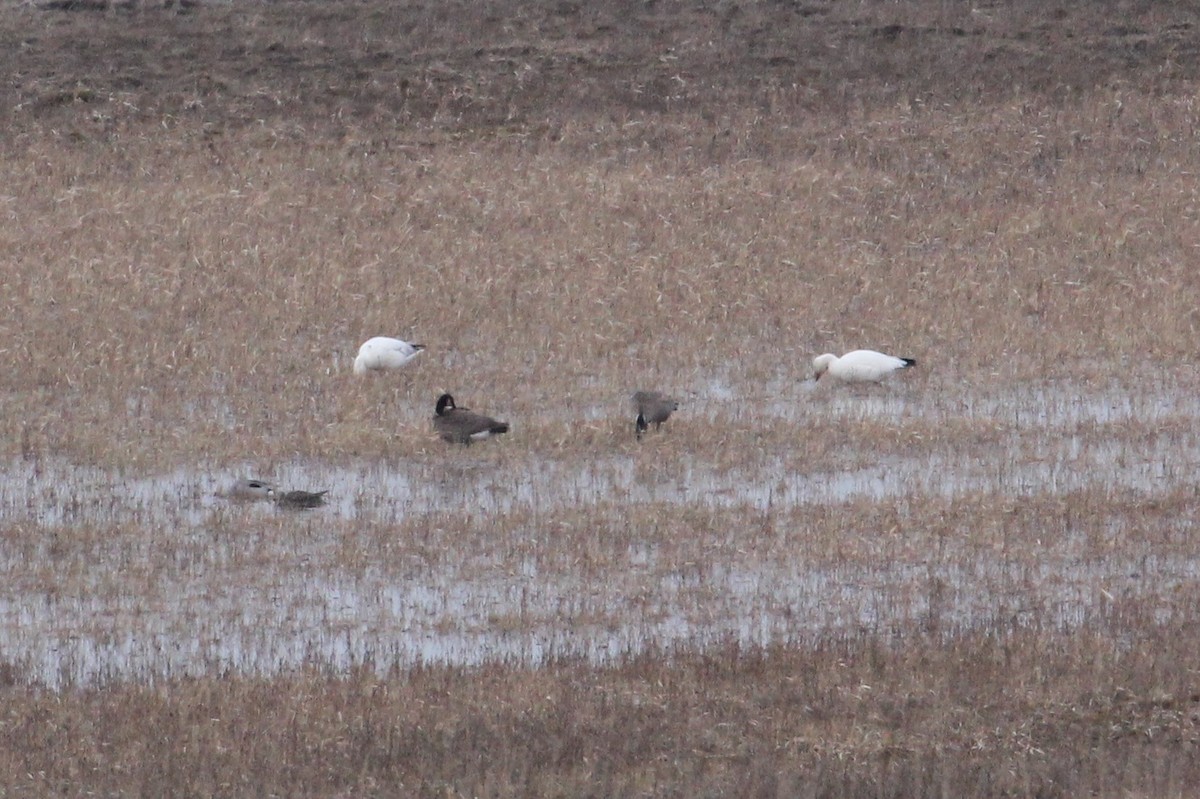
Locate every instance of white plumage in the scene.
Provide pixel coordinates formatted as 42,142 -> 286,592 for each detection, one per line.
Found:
353,336 -> 426,374
812,349 -> 916,383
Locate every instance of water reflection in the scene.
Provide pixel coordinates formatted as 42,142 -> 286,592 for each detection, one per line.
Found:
4,544 -> 1192,687
1,379 -> 1199,687
6,435 -> 1196,528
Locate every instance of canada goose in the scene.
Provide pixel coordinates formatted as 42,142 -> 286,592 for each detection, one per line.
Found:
433,393 -> 509,445
353,336 -> 426,374
268,488 -> 329,509
632,390 -> 679,439
812,350 -> 916,383
223,478 -> 275,501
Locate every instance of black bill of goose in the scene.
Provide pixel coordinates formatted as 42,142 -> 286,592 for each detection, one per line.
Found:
223,478 -> 275,501
632,390 -> 679,440
268,488 -> 329,510
433,393 -> 510,445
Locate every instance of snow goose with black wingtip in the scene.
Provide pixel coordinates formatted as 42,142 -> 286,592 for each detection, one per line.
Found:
353,336 -> 426,374
812,349 -> 916,383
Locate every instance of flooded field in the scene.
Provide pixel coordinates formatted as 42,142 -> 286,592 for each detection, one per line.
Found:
6,0 -> 1200,793
4,376 -> 1197,688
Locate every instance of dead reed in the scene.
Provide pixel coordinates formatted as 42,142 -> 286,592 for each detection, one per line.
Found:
2,0 -> 1200,795
1,1 -> 1200,466
2,624 -> 1199,797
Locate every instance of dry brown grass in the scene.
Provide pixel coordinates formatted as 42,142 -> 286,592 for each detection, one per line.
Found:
8,91 -> 1200,465
2,628 -> 1200,797
2,1 -> 1200,465
3,0 -> 1200,795
2,479 -> 1198,794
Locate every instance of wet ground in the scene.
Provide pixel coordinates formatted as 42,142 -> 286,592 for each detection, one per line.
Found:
4,0 -> 1200,690
3,376 -> 1198,687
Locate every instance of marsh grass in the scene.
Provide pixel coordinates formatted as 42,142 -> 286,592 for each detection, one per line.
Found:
4,0 -> 1200,794
4,469 -> 1200,795
8,107 -> 1200,466
2,628 -> 1200,797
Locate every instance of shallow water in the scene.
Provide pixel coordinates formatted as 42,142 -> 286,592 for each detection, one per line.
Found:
2,379 -> 1199,687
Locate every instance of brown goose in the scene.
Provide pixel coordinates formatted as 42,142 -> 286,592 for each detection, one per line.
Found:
433,393 -> 510,445
632,390 -> 679,439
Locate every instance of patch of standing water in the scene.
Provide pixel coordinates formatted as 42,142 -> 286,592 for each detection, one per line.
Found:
2,379 -> 1200,687
3,430 -> 1196,527
1,543 -> 1192,688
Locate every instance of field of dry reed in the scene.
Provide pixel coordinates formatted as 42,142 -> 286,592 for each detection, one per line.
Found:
3,0 -> 1200,795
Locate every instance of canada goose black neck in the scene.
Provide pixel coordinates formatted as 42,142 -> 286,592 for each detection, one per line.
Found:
433,393 -> 509,445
